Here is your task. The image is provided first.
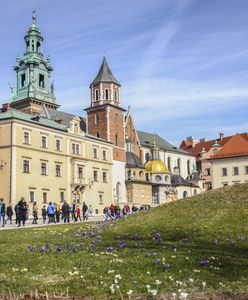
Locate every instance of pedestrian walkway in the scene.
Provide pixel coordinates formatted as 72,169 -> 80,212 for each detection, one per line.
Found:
0,215 -> 103,231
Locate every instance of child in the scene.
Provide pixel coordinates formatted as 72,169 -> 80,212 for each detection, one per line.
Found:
41,206 -> 47,224
76,206 -> 81,221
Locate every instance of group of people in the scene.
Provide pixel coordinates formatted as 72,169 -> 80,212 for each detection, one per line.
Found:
103,203 -> 148,220
0,197 -> 93,227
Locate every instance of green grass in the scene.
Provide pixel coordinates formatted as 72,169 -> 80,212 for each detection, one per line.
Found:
0,184 -> 248,299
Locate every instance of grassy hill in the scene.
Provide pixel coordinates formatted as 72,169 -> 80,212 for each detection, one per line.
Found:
0,184 -> 248,299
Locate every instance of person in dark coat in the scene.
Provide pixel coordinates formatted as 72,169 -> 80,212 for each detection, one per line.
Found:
0,199 -> 6,227
5,205 -> 13,224
17,198 -> 27,227
14,203 -> 19,224
62,201 -> 70,223
82,202 -> 88,221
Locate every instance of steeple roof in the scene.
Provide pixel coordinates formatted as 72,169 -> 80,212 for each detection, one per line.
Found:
91,57 -> 120,86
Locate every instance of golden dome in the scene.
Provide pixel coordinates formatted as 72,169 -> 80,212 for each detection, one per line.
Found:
145,159 -> 169,173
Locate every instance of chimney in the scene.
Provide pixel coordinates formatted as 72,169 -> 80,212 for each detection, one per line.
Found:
2,103 -> 10,112
220,132 -> 224,141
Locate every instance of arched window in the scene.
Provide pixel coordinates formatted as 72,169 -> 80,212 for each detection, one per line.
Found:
167,157 -> 171,171
139,171 -> 144,178
37,42 -> 41,53
145,152 -> 150,162
95,89 -> 99,101
115,134 -> 118,146
115,114 -> 118,127
114,90 -> 117,101
95,114 -> 99,125
187,160 -> 190,175
183,191 -> 188,199
177,158 -> 181,175
105,89 -> 109,100
165,175 -> 169,182
193,189 -> 197,195
96,132 -> 100,138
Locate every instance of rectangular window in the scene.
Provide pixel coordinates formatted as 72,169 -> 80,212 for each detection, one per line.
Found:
93,170 -> 98,182
41,163 -> 47,175
233,167 -> 239,176
103,150 -> 106,160
39,74 -> 45,88
99,194 -> 103,204
60,191 -> 65,203
93,148 -> 97,158
56,139 -> 61,151
21,73 -> 26,87
23,160 -> 30,173
43,192 -> 47,203
78,167 -> 83,179
72,143 -> 76,154
30,191 -> 35,203
206,168 -> 211,176
23,132 -> 29,144
222,168 -> 227,176
223,183 -> 228,187
55,165 -> 61,177
103,171 -> 107,182
76,144 -> 79,155
41,136 -> 47,148
245,166 -> 248,174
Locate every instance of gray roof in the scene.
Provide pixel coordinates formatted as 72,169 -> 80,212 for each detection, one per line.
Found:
137,130 -> 192,155
91,57 -> 120,86
46,108 -> 86,132
126,152 -> 144,168
0,109 -> 67,131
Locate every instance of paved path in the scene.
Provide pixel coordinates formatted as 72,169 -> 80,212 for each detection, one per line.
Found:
0,216 -> 104,230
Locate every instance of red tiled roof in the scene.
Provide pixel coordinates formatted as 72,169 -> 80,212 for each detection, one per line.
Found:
211,134 -> 248,159
180,133 -> 248,160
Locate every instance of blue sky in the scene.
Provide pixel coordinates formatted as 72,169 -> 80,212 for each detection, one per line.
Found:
0,0 -> 247,145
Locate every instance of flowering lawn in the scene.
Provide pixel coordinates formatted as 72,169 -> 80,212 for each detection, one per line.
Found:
0,184 -> 248,300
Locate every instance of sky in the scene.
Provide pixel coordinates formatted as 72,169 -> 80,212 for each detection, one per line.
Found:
0,0 -> 247,145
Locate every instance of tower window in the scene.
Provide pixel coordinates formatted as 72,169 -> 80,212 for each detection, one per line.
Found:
95,89 -> 99,101
95,114 -> 99,125
39,74 -> 45,88
115,134 -> 118,146
115,114 -> 118,127
105,89 -> 109,100
21,74 -> 26,87
114,90 -> 117,101
37,42 -> 41,53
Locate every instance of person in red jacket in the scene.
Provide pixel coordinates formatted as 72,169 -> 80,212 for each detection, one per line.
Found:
76,206 -> 81,221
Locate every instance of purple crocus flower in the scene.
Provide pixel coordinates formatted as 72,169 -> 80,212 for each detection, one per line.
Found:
119,240 -> 127,248
106,246 -> 113,252
145,253 -> 151,257
40,245 -> 46,252
164,264 -> 172,269
199,260 -> 209,266
155,233 -> 161,239
27,245 -> 35,252
155,258 -> 161,264
89,231 -> 95,237
56,247 -> 62,253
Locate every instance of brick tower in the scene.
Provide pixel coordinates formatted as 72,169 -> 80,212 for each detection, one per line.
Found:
85,57 -> 126,202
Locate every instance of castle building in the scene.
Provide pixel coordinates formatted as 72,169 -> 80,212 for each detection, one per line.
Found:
0,16 -> 113,213
180,132 -> 248,190
0,16 -> 203,212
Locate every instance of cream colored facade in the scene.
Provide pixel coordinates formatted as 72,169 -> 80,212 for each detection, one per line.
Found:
211,156 -> 248,189
0,115 -> 113,215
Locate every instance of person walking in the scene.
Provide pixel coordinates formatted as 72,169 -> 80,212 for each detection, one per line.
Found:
82,202 -> 88,221
32,202 -> 38,224
5,205 -> 13,225
0,199 -> 2,225
76,206 -> 81,221
17,198 -> 27,227
14,203 -> 19,224
55,203 -> 61,223
41,205 -> 47,224
47,202 -> 55,224
0,199 -> 6,227
62,201 -> 70,223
